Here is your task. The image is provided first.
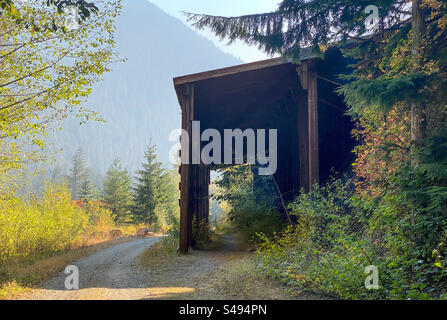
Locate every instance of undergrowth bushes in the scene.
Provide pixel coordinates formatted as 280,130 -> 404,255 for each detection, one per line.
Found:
0,184 -> 88,263
214,164 -> 285,243
0,183 -> 117,264
256,173 -> 447,300
225,206 -> 284,244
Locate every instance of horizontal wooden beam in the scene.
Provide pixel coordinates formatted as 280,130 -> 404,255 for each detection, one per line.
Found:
173,49 -> 316,109
174,57 -> 289,86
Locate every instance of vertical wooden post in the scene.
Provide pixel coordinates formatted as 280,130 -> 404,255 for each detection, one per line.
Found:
179,164 -> 190,253
197,165 -> 210,224
179,84 -> 194,253
205,166 -> 210,223
190,164 -> 210,250
298,96 -> 309,192
307,61 -> 319,188
297,63 -> 310,192
189,164 -> 197,248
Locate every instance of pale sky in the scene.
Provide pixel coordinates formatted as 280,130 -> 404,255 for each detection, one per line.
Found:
147,0 -> 281,62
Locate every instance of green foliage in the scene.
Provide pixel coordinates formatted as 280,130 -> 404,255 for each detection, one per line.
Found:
209,182 -> 226,227
256,177 -> 376,299
256,173 -> 447,300
0,0 -> 122,175
340,73 -> 428,115
45,1 -> 99,26
0,1 -> 100,31
156,169 -> 179,231
69,148 -> 96,200
186,1 -> 408,59
159,169 -> 180,235
191,216 -> 223,250
103,158 -> 133,223
164,208 -> 180,238
81,199 -> 115,232
0,179 -> 128,267
0,183 -> 89,263
381,131 -> 447,269
214,165 -> 285,242
133,144 -> 177,229
79,174 -> 95,202
192,216 -> 212,249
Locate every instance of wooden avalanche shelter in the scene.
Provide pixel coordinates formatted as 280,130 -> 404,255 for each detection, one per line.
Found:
173,48 -> 355,253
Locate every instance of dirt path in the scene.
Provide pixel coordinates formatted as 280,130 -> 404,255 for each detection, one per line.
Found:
140,235 -> 323,300
21,235 -> 324,300
22,237 -> 162,300
141,235 -> 252,300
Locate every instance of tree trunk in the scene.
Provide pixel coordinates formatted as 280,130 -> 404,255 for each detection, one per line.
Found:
411,102 -> 426,144
411,0 -> 426,147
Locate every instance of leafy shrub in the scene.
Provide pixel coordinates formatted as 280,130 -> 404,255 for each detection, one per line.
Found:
192,216 -> 223,250
163,209 -> 180,238
256,173 -> 447,300
230,206 -> 284,243
0,184 -> 89,263
0,182 -> 131,266
213,164 -> 286,242
256,178 -> 376,299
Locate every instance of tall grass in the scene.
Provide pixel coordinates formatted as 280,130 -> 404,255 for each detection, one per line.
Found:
0,184 -> 89,263
0,182 -> 142,265
0,183 -> 146,299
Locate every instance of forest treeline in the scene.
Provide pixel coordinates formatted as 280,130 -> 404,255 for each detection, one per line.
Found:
68,145 -> 178,227
0,143 -> 179,264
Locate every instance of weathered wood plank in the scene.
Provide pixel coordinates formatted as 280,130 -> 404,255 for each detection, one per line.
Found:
298,90 -> 310,192
200,165 -> 210,223
173,48 -> 315,87
307,62 -> 319,188
179,83 -> 194,253
297,63 -> 309,91
174,58 -> 288,86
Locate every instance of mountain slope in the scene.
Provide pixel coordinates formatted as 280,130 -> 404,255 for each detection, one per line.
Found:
50,0 -> 242,175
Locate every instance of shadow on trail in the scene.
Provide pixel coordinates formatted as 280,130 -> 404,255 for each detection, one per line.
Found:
22,234 -> 250,300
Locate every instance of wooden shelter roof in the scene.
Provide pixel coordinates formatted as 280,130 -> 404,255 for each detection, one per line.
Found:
173,48 -> 316,106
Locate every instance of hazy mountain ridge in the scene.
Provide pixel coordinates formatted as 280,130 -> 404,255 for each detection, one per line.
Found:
48,0 -> 242,176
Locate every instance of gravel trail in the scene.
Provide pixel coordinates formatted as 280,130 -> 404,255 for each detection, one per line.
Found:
23,237 -> 161,300
20,235 -> 322,300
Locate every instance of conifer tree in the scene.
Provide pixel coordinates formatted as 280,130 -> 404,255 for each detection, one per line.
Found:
188,1 -> 447,293
69,149 -> 88,200
103,158 -> 133,222
79,175 -> 95,202
187,1 -> 447,149
133,144 -> 165,226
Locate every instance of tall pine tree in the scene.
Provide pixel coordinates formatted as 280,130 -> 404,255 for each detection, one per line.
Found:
79,174 -> 95,202
187,1 -> 447,151
133,144 -> 166,226
103,158 -> 133,223
69,149 -> 89,200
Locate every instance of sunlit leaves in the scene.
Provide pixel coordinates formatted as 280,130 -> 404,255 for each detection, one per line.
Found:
0,0 -> 122,176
